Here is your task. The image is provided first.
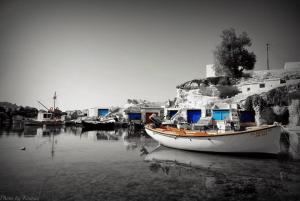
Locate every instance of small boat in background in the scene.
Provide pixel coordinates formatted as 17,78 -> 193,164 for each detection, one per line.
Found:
82,119 -> 115,131
25,92 -> 65,126
25,110 -> 64,126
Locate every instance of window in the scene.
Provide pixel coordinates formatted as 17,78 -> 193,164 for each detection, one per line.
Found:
280,79 -> 286,84
247,87 -> 250,91
206,109 -> 212,117
259,83 -> 265,88
43,113 -> 51,118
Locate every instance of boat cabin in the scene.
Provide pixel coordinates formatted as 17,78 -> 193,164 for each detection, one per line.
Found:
141,107 -> 164,124
37,111 -> 53,121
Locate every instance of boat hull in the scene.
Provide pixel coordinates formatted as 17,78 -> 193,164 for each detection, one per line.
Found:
25,119 -> 64,126
145,125 -> 282,154
82,120 -> 115,131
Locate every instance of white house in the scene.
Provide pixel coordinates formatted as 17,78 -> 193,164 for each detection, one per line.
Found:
239,78 -> 284,94
284,62 -> 300,71
206,64 -> 216,78
88,108 -> 98,117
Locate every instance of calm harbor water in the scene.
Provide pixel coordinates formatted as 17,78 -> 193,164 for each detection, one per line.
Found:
0,126 -> 300,201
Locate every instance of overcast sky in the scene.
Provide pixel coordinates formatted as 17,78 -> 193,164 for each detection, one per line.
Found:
0,0 -> 299,110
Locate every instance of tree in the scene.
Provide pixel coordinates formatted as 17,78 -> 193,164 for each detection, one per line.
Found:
214,28 -> 256,78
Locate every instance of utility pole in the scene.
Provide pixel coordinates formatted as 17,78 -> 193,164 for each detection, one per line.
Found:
266,43 -> 270,70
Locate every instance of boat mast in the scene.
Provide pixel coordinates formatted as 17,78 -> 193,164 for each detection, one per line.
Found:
53,91 -> 57,110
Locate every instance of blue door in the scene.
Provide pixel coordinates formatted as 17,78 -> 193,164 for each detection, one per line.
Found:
98,109 -> 109,117
213,110 -> 230,120
187,110 -> 201,123
240,111 -> 255,122
169,110 -> 178,118
128,113 -> 141,120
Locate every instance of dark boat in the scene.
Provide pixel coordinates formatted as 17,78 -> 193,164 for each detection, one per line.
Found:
82,120 -> 115,131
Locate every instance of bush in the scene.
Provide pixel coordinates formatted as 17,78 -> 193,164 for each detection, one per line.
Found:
216,85 -> 240,98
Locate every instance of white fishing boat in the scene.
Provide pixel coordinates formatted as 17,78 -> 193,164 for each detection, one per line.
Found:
25,92 -> 65,126
145,124 -> 286,155
25,110 -> 64,126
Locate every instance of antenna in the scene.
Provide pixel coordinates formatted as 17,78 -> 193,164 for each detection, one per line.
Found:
266,43 -> 270,70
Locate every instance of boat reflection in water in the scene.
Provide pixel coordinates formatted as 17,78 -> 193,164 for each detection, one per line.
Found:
36,126 -> 63,136
122,128 -> 157,151
144,145 -> 300,199
81,128 -> 157,151
81,129 -> 122,141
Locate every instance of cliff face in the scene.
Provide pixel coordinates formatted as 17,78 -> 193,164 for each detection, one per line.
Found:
174,76 -> 239,108
175,88 -> 220,108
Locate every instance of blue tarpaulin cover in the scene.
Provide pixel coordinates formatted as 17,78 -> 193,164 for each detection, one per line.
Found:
187,110 -> 201,123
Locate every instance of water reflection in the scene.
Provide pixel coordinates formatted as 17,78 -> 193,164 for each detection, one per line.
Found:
0,126 -> 299,201
11,122 -> 24,134
144,146 -> 300,200
64,126 -> 83,135
24,126 -> 38,136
